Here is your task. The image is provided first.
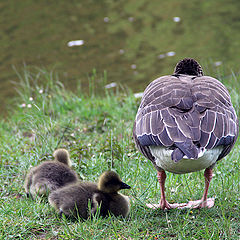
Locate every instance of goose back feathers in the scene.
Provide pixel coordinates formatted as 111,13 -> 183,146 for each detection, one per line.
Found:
133,59 -> 239,172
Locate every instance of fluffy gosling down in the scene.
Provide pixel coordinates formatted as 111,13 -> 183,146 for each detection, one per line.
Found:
24,149 -> 79,199
48,171 -> 131,219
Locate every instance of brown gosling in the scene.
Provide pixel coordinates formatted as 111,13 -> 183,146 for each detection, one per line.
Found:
48,171 -> 131,219
24,149 -> 79,199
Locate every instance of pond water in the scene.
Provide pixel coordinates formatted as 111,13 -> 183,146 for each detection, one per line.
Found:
1,0 -> 240,113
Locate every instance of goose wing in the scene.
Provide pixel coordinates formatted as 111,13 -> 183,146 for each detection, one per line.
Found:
133,75 -> 239,163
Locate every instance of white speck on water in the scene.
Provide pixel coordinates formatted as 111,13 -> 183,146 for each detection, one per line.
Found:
128,17 -> 134,22
214,61 -> 222,66
166,51 -> 176,57
134,92 -> 143,98
104,17 -> 109,22
173,17 -> 181,22
119,49 -> 125,54
158,54 -> 166,59
105,82 -> 117,89
67,40 -> 84,47
131,64 -> 137,69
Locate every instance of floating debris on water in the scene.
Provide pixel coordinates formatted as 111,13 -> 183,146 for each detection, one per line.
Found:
131,64 -> 137,69
119,49 -> 125,54
67,40 -> 84,47
173,17 -> 181,22
105,82 -> 117,89
128,17 -> 134,22
158,51 -> 176,59
214,61 -> 222,66
104,17 -> 109,22
166,51 -> 176,57
158,54 -> 166,59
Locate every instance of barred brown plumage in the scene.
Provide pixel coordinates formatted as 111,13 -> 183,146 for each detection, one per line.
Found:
133,58 -> 239,209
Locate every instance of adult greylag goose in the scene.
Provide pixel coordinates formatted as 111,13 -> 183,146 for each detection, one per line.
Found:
133,58 -> 239,209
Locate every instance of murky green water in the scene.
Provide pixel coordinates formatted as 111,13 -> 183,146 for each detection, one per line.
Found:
1,0 -> 240,113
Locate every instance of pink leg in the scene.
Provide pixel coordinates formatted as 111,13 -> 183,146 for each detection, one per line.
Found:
146,170 -> 186,209
158,170 -> 171,209
198,167 -> 214,208
203,168 -> 213,199
185,167 -> 215,209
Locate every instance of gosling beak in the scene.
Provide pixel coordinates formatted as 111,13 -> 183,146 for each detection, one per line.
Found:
120,182 -> 131,189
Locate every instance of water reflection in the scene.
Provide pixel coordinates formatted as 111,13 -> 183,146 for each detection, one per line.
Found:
67,40 -> 84,47
0,0 -> 240,113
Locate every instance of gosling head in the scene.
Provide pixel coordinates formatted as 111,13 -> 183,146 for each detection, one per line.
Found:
174,58 -> 203,77
53,148 -> 72,167
98,171 -> 131,193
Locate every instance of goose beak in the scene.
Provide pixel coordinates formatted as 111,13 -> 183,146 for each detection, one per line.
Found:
120,182 -> 131,189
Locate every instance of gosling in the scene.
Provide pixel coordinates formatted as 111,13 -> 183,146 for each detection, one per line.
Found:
24,149 -> 79,199
48,171 -> 131,219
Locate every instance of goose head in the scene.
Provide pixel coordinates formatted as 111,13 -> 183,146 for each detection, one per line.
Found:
98,171 -> 131,193
174,58 -> 203,77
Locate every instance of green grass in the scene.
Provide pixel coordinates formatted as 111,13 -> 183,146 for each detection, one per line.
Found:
0,69 -> 239,239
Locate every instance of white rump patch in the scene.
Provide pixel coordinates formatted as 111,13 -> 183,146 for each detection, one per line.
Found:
149,146 -> 223,174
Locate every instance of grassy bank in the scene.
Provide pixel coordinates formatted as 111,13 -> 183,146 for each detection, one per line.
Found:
0,69 -> 239,239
